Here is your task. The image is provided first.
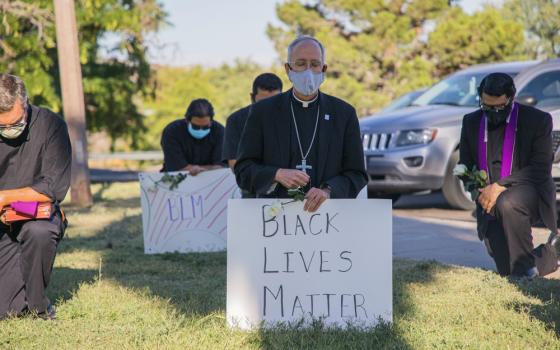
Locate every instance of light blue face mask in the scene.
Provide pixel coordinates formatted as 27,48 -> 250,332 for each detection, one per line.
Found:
188,123 -> 211,139
288,68 -> 325,96
0,102 -> 28,139
0,120 -> 26,139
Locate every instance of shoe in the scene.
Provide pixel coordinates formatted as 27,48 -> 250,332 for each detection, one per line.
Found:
548,231 -> 560,266
510,266 -> 539,282
37,303 -> 56,321
525,266 -> 539,280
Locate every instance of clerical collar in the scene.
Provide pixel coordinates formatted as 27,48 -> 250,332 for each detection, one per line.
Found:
291,90 -> 319,108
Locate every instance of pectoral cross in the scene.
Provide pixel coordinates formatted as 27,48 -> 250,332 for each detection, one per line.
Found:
296,158 -> 312,174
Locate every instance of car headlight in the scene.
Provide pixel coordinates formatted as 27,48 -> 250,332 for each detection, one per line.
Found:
394,129 -> 437,147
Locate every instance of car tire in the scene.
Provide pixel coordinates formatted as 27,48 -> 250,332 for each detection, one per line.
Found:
442,150 -> 475,210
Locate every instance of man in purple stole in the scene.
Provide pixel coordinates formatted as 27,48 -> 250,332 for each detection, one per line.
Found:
459,73 -> 558,279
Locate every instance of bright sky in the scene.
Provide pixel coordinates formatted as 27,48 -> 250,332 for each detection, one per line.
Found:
150,0 -> 503,67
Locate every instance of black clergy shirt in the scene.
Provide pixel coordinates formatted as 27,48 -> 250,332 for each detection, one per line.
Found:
160,119 -> 225,172
283,93 -> 320,196
459,104 -> 557,237
234,89 -> 367,199
487,121 -> 506,184
222,105 -> 251,162
0,105 -> 72,203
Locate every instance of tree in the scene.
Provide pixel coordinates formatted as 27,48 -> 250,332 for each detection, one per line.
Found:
0,0 -> 167,148
267,0 -> 527,115
268,0 -> 450,116
140,60 -> 289,150
428,7 -> 527,76
0,1 -> 59,108
504,0 -> 560,58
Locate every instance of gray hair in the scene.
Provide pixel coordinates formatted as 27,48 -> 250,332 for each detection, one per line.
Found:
0,73 -> 28,113
287,35 -> 326,63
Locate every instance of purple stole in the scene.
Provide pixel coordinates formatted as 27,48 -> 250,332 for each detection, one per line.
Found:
478,102 -> 519,181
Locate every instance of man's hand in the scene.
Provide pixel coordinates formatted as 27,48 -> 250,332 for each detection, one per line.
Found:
186,165 -> 204,176
0,192 -> 7,224
0,188 -> 51,222
274,169 -> 310,189
478,183 -> 507,214
304,187 -> 330,212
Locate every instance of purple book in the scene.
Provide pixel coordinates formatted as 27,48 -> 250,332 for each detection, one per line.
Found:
10,201 -> 39,217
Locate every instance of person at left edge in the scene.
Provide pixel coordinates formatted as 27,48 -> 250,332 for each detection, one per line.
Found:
160,98 -> 226,175
0,74 -> 71,320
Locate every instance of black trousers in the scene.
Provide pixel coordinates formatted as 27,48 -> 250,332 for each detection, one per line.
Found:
484,184 -> 557,276
0,214 -> 64,318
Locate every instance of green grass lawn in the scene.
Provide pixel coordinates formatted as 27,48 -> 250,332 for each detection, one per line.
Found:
1,182 -> 560,349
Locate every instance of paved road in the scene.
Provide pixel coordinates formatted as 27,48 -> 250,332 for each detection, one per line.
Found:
392,192 -> 557,277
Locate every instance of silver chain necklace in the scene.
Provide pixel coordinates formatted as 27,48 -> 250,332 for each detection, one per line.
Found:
290,98 -> 320,174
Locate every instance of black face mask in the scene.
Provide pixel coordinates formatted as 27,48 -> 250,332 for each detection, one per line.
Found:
486,103 -> 512,126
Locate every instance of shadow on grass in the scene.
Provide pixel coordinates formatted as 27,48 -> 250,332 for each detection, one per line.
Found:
99,197 -> 143,209
53,211 -> 227,316
50,191 -> 452,348
92,183 -> 112,202
49,267 -> 98,304
510,277 -> 560,336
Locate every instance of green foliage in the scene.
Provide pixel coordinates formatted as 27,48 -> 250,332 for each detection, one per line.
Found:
453,164 -> 488,201
428,7 -> 527,76
0,0 -> 167,148
140,61 -> 290,149
267,1 -> 526,116
504,0 -> 560,58
1,0 -> 546,152
0,1 -> 59,108
287,187 -> 306,201
153,172 -> 187,191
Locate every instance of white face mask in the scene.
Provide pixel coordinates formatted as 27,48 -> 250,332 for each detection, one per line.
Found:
0,120 -> 26,139
288,68 -> 325,96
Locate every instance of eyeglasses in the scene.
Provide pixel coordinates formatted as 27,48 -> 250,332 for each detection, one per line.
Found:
288,59 -> 324,73
0,112 -> 27,130
479,98 -> 511,112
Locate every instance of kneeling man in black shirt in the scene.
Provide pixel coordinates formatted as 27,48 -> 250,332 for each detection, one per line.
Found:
161,99 -> 225,175
0,74 -> 71,320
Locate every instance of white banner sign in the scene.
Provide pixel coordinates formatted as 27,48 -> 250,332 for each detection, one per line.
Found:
139,169 -> 240,254
227,199 -> 392,329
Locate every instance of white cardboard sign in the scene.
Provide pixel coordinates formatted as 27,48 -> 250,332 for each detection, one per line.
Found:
227,199 -> 392,329
139,169 -> 240,254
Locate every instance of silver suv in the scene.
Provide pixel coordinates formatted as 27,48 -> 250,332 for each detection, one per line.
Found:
360,59 -> 560,209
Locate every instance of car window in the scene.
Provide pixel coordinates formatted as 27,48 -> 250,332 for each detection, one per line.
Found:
413,72 -> 519,108
413,73 -> 488,107
518,70 -> 560,108
382,90 -> 424,113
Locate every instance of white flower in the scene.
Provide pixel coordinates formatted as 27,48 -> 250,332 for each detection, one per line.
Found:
266,201 -> 283,219
453,164 -> 468,176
